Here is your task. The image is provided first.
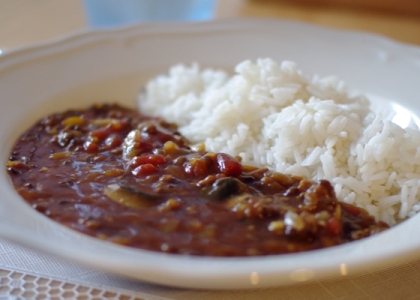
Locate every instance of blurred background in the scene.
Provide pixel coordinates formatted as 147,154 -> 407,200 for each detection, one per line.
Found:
0,0 -> 419,53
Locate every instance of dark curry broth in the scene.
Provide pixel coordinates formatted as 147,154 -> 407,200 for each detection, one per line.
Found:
6,104 -> 388,256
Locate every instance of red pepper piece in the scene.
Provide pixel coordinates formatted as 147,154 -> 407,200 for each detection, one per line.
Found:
90,126 -> 113,140
105,134 -> 123,148
216,153 -> 243,177
130,154 -> 165,168
83,140 -> 99,153
327,217 -> 341,236
132,164 -> 158,177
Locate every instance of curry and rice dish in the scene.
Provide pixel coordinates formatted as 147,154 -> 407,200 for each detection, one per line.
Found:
6,58 -> 419,256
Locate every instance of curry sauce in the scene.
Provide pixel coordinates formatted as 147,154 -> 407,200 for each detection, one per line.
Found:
7,104 -> 389,256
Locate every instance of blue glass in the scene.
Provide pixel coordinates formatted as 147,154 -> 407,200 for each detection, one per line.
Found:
83,0 -> 217,28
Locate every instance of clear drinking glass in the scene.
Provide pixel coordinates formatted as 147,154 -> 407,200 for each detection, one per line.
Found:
83,0 -> 217,28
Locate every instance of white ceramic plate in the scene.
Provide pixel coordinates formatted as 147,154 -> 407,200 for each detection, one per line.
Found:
1,18 -> 420,290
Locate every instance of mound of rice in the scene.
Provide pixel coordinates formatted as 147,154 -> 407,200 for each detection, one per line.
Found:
138,58 -> 420,225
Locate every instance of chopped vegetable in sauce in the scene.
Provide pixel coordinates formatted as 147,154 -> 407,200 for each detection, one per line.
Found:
7,104 -> 389,256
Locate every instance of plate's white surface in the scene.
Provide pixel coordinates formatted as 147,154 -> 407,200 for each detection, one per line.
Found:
0,18 -> 420,290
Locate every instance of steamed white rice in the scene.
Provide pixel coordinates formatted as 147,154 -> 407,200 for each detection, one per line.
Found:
138,58 -> 420,226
